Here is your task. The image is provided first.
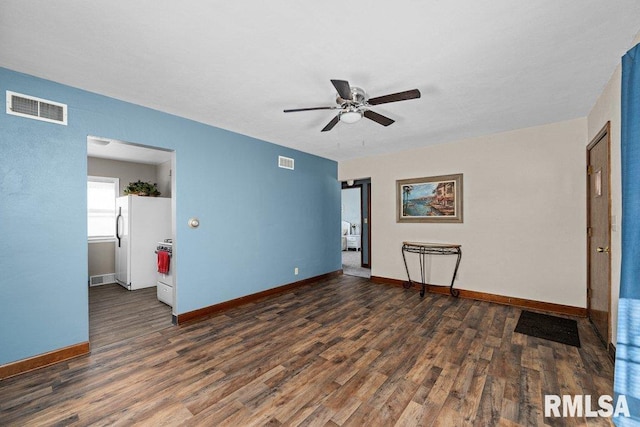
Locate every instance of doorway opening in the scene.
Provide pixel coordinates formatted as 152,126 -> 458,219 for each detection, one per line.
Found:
586,122 -> 612,351
341,178 -> 371,278
87,136 -> 176,349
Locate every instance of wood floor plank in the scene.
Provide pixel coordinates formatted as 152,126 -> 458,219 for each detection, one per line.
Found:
394,400 -> 424,427
0,276 -> 615,426
89,284 -> 172,349
371,378 -> 421,425
459,358 -> 490,424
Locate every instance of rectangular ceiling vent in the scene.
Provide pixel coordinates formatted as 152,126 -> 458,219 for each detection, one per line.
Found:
6,90 -> 68,125
278,155 -> 294,170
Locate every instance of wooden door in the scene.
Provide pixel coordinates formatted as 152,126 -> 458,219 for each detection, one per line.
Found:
587,123 -> 611,347
365,182 -> 371,268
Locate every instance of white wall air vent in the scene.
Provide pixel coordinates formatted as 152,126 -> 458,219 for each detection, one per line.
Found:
278,155 -> 294,170
89,273 -> 116,287
6,90 -> 68,125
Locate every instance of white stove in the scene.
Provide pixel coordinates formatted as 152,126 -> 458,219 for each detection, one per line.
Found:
156,240 -> 174,307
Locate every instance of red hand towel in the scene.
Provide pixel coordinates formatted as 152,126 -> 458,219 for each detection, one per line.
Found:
157,250 -> 170,274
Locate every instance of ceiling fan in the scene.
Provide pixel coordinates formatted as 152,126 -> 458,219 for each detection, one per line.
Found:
284,79 -> 421,132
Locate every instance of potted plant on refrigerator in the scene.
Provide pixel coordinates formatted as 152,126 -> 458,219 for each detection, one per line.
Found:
123,180 -> 161,197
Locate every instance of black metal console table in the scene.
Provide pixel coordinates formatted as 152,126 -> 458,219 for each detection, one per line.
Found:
401,241 -> 462,297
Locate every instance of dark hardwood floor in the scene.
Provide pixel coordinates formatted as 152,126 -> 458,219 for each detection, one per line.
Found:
89,283 -> 172,349
1,275 -> 613,426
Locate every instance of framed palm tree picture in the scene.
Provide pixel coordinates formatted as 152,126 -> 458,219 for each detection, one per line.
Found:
396,174 -> 463,223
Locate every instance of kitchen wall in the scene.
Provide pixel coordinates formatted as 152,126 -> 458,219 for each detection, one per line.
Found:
87,156 -> 172,277
156,160 -> 172,198
340,118 -> 587,308
0,67 -> 340,366
88,243 -> 115,278
88,156 -> 161,196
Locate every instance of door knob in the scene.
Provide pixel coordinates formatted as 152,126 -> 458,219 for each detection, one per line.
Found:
596,246 -> 610,253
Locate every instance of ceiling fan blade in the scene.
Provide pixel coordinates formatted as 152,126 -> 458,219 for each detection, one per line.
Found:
364,110 -> 395,127
367,89 -> 421,106
321,115 -> 340,132
284,106 -> 338,113
331,79 -> 352,100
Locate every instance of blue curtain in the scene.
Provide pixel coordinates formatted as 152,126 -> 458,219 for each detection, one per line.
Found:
615,43 -> 640,425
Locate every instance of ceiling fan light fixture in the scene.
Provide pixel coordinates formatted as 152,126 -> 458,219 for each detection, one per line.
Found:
284,79 -> 420,131
339,109 -> 363,124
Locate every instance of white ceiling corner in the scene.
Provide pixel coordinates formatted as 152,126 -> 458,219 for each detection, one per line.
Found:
2,1 -> 640,163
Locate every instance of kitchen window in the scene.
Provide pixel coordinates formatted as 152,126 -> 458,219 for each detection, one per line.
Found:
88,176 -> 119,242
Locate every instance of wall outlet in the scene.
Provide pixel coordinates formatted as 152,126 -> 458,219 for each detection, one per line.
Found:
294,267 -> 299,275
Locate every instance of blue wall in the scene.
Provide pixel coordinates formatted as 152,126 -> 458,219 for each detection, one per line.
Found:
0,67 -> 341,365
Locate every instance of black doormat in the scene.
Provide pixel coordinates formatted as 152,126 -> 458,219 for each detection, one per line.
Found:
514,310 -> 581,347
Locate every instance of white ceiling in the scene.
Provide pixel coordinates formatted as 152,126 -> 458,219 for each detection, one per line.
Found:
87,136 -> 173,165
2,1 -> 640,163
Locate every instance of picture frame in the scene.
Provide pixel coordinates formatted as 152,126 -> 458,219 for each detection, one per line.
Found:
396,174 -> 463,223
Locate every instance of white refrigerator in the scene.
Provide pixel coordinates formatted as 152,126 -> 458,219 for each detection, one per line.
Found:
115,195 -> 171,290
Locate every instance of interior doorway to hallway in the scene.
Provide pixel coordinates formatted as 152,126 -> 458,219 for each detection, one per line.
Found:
341,178 -> 371,278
